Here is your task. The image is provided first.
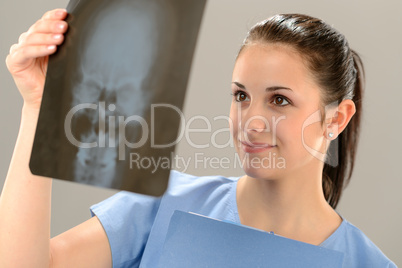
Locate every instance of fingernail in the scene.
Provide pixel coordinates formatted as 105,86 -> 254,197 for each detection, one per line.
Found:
53,34 -> 62,40
48,45 -> 56,50
56,9 -> 67,16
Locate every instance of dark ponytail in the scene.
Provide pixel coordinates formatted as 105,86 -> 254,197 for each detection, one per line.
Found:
238,14 -> 365,209
323,51 -> 364,208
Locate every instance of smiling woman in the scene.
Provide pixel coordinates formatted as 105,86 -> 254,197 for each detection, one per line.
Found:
0,6 -> 397,268
231,15 -> 361,209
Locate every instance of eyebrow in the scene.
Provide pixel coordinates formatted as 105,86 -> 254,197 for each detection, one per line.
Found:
232,82 -> 293,92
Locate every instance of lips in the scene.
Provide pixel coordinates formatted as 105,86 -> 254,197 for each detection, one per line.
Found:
241,141 -> 270,147
240,140 -> 275,153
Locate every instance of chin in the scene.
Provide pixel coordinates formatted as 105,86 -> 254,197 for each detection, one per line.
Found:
239,158 -> 282,181
246,167 -> 280,179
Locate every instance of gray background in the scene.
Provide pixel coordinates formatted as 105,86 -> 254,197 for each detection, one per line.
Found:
0,0 -> 401,265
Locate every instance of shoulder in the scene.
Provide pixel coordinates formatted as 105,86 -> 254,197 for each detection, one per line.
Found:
155,169 -> 241,222
162,169 -> 240,213
90,169 -> 239,214
92,169 -> 240,217
343,221 -> 396,267
323,218 -> 396,267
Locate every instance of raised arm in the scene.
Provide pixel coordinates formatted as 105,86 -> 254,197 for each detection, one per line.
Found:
0,9 -> 111,268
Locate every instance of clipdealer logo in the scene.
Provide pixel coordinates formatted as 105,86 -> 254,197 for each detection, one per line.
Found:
64,101 -> 339,167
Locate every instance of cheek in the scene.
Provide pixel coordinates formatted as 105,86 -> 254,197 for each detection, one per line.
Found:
277,116 -> 325,166
271,116 -> 316,171
273,112 -> 301,139
274,114 -> 322,152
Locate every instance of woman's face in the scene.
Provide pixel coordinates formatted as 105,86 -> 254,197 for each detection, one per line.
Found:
230,44 -> 328,180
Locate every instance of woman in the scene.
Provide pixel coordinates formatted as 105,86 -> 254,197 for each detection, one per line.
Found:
0,8 -> 396,267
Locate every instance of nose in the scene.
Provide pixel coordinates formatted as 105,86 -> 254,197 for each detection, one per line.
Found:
233,100 -> 271,142
243,115 -> 268,134
240,115 -> 269,144
239,106 -> 270,140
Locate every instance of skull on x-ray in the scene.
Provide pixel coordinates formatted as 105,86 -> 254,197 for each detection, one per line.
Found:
68,1 -> 175,188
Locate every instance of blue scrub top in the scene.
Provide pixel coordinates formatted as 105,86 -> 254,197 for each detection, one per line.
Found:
90,170 -> 396,268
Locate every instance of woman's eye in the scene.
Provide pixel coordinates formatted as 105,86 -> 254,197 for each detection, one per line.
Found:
273,95 -> 290,106
233,91 -> 249,102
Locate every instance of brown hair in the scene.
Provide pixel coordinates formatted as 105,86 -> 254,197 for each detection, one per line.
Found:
238,14 -> 364,209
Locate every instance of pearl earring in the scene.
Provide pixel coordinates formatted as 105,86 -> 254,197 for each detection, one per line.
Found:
328,132 -> 334,138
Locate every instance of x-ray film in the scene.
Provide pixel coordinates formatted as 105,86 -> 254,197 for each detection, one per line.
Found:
29,0 -> 206,196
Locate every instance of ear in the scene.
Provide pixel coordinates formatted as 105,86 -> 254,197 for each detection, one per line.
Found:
325,99 -> 356,139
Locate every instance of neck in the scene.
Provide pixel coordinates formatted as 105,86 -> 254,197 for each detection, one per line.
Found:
237,161 -> 342,245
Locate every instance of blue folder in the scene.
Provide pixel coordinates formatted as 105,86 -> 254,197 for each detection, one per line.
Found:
158,210 -> 344,267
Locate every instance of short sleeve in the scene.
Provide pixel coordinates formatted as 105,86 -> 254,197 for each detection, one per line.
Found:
90,191 -> 161,268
